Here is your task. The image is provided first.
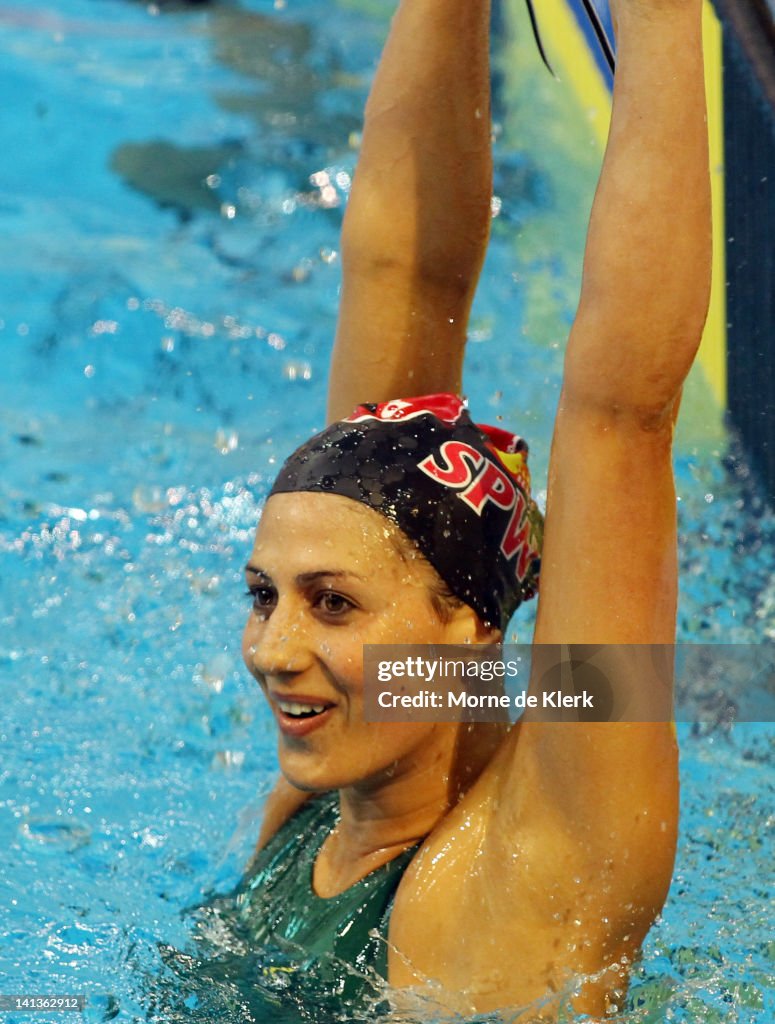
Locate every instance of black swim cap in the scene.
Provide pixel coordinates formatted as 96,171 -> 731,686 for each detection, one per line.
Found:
267,394 -> 543,631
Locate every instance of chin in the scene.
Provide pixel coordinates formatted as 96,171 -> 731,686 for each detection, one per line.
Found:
278,745 -> 403,795
278,748 -> 346,793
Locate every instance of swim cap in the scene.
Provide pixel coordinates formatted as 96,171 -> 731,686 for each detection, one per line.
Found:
267,394 -> 543,631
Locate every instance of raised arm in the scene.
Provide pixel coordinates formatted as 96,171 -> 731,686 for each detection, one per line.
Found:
560,0 -> 712,430
505,0 -> 710,1011
326,0 -> 494,423
534,0 -> 711,643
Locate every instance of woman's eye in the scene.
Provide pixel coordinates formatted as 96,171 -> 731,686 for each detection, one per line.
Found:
245,586 -> 276,612
316,591 -> 353,616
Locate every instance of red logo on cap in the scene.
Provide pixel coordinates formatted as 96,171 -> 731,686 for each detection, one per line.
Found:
417,441 -> 530,574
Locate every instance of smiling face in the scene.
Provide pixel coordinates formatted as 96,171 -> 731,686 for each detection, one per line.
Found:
242,491 -> 487,795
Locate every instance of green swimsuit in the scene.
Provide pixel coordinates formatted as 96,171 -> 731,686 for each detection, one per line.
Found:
158,792 -> 418,1021
196,791 -> 418,1018
235,790 -> 417,980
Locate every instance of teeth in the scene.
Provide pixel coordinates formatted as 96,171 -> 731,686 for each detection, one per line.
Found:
277,701 -> 327,717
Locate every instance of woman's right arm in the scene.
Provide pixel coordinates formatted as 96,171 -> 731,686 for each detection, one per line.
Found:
325,0 -> 494,423
251,776 -> 314,857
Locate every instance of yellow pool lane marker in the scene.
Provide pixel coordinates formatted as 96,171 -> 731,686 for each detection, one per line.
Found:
701,1 -> 727,410
530,0 -> 613,147
533,0 -> 728,413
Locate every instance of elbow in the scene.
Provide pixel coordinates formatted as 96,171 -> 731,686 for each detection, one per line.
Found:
340,219 -> 483,304
563,301 -> 710,431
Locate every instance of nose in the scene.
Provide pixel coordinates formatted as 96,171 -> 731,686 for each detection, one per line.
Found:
243,597 -> 312,681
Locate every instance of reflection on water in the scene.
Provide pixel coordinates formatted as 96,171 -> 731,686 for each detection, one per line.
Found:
111,2 -> 361,222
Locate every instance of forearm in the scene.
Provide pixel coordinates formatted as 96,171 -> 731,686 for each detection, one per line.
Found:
328,0 -> 493,421
343,0 -> 493,283
565,0 -> 712,421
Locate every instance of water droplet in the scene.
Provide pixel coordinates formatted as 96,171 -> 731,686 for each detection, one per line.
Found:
215,429 -> 239,455
132,485 -> 166,513
283,361 -> 312,382
203,653 -> 233,692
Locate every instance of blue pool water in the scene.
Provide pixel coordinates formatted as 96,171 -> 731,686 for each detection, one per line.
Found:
0,1 -> 773,1021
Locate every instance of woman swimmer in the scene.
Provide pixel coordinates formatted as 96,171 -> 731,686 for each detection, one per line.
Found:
238,0 -> 712,1017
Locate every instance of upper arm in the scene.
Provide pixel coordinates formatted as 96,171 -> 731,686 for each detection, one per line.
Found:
488,402 -> 680,997
534,393 -> 679,647
521,394 -> 680,837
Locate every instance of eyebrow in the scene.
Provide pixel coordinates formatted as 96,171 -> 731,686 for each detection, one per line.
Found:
244,565 -> 368,584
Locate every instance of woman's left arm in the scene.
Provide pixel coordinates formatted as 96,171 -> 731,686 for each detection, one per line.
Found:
502,0 -> 710,1006
532,0 -> 710,666
558,0 -> 712,430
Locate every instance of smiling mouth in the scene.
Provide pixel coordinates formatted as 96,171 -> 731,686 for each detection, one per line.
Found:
275,700 -> 332,719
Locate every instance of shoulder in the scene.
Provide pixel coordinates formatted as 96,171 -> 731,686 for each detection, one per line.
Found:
248,780 -> 330,870
388,713 -> 678,1014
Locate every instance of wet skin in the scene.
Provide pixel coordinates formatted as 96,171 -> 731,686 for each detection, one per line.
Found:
241,492 -> 678,1018
242,490 -> 499,892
